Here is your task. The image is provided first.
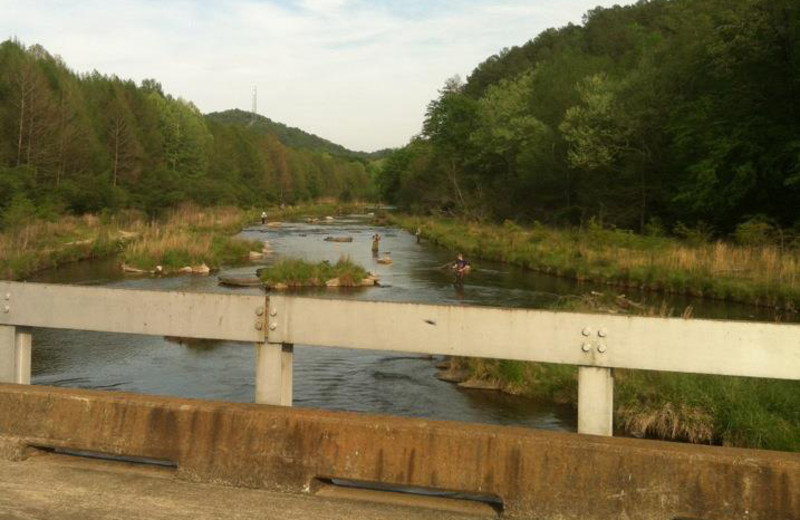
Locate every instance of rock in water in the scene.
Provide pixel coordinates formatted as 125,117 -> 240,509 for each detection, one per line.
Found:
192,263 -> 211,275
121,263 -> 147,274
219,276 -> 263,288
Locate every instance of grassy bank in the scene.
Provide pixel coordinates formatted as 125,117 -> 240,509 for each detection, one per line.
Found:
259,256 -> 370,289
0,201 -> 370,280
444,293 -> 800,452
0,212 -> 145,280
391,215 -> 800,311
0,205 -> 263,279
121,205 -> 261,272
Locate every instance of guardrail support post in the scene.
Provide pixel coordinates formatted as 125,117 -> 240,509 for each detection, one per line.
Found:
0,325 -> 31,384
578,366 -> 614,436
255,342 -> 293,406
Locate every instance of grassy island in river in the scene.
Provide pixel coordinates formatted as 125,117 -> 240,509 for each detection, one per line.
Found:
258,256 -> 373,289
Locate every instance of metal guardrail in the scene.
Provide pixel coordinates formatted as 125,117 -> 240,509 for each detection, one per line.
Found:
2,281 -> 799,436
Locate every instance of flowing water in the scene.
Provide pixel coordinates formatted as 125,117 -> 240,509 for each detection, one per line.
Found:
28,214 -> 794,432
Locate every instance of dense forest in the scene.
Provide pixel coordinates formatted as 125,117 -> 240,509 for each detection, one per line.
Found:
379,0 -> 800,235
0,39 -> 375,226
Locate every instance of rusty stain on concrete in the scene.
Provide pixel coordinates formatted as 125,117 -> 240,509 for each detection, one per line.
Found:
0,384 -> 798,519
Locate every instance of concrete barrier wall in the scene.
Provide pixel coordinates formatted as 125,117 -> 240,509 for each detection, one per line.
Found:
0,384 -> 797,520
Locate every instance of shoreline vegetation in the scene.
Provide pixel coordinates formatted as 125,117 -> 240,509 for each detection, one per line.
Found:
262,201 -> 373,223
258,256 -> 375,290
0,205 -> 260,279
119,206 -> 261,274
1,212 -> 143,280
390,215 -> 800,312
0,202 -> 375,281
0,205 -> 262,280
435,292 -> 800,452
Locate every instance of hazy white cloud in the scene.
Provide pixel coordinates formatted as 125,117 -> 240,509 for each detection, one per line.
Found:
1,0 -> 627,151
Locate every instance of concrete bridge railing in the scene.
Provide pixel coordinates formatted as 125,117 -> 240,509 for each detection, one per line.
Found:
1,280 -> 799,436
2,281 -> 800,519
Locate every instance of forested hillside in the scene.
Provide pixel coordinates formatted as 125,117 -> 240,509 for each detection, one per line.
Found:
207,109 -> 391,160
0,39 -> 375,225
379,0 -> 800,235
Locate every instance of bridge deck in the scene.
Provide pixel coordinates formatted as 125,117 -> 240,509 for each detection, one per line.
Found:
0,453 -> 490,520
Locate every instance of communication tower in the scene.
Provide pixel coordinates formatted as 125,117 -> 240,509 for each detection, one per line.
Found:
249,86 -> 258,126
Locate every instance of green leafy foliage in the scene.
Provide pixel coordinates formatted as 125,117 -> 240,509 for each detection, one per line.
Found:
0,39 -> 377,229
207,109 -> 390,160
377,0 -> 800,234
733,215 -> 776,247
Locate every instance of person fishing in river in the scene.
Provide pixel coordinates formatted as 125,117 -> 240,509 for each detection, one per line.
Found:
371,233 -> 381,255
452,253 -> 471,276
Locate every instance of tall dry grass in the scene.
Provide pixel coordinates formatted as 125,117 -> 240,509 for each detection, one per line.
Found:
121,205 -> 260,271
162,204 -> 246,233
0,211 -> 146,280
0,204 -> 257,279
123,228 -> 214,270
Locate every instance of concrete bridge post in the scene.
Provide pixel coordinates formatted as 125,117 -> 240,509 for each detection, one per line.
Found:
577,366 -> 614,436
255,342 -> 293,406
0,326 -> 31,385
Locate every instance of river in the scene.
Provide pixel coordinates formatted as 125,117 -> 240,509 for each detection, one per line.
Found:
27,214 -> 793,432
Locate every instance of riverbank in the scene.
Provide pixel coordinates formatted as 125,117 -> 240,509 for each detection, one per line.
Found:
0,212 -> 145,280
0,202 -> 375,281
1,206 -> 261,280
437,292 -> 800,452
120,206 -> 261,273
263,201 -> 375,222
391,215 -> 800,311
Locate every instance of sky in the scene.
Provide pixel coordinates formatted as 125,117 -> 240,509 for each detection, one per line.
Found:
2,0 -> 627,152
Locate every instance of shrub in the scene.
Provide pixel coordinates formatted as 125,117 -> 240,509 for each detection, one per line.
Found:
1,195 -> 36,231
673,221 -> 714,246
734,215 -> 776,247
